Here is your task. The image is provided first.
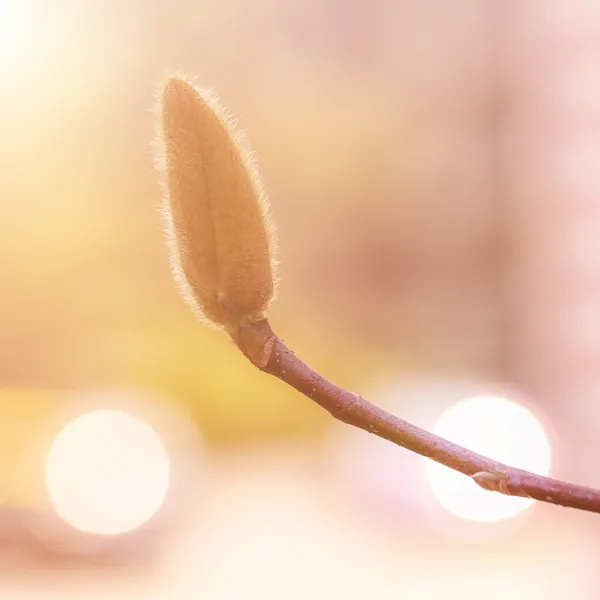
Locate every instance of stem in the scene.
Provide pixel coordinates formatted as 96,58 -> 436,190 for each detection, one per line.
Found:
233,318 -> 600,515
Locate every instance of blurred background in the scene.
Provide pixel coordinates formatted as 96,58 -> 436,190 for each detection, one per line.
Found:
1,0 -> 600,597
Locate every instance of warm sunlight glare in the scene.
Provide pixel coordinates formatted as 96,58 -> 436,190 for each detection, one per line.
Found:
425,395 -> 551,522
0,3 -> 28,67
45,410 -> 171,535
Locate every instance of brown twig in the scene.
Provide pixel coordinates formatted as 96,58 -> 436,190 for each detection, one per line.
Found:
233,318 -> 600,515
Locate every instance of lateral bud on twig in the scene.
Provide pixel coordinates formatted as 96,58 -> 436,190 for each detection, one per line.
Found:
155,74 -> 277,331
472,471 -> 510,495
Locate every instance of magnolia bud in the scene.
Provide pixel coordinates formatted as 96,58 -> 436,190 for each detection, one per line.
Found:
155,75 -> 277,330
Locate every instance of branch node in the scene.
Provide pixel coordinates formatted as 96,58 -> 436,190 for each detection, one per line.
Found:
332,392 -> 363,418
231,319 -> 275,368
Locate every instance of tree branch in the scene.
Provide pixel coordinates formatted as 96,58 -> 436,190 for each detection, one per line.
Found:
233,318 -> 600,515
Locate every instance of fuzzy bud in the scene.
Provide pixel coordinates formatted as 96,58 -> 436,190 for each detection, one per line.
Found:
155,75 -> 277,330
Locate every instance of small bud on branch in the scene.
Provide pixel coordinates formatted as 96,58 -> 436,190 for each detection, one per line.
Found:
153,75 -> 600,516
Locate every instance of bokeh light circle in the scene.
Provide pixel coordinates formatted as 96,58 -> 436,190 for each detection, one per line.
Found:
425,395 -> 551,522
45,410 -> 171,535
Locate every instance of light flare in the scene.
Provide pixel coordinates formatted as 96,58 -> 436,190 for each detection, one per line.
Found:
425,395 -> 552,522
45,410 -> 171,535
